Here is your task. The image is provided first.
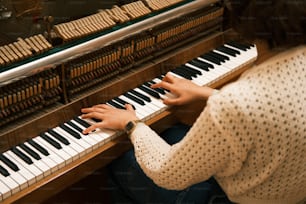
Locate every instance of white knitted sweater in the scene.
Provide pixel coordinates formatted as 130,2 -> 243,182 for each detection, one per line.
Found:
130,46 -> 306,204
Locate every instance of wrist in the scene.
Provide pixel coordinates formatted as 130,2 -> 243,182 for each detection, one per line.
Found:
124,119 -> 142,136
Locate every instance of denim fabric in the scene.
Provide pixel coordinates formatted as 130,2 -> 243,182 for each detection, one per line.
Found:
107,123 -> 231,204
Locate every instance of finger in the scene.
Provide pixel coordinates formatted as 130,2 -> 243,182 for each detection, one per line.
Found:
163,97 -> 181,106
163,72 -> 177,83
82,124 -> 99,135
125,103 -> 134,111
81,107 -> 105,114
151,81 -> 176,92
93,104 -> 114,109
81,112 -> 105,120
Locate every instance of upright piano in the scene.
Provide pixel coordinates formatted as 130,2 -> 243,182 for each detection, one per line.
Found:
0,0 -> 262,203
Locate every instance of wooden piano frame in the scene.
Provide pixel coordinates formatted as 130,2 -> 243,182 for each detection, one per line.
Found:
0,0 -> 275,202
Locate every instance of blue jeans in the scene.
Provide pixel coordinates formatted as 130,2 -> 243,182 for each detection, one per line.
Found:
107,123 -> 231,204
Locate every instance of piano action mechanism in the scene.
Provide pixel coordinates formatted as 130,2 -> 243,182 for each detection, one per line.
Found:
0,0 -> 263,203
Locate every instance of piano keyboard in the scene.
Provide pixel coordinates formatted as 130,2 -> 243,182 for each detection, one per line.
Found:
0,41 -> 257,201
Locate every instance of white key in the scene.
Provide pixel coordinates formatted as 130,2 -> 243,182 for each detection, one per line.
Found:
134,88 -> 167,112
0,179 -> 11,200
82,118 -> 116,143
45,132 -> 79,162
5,151 -> 41,184
0,159 -> 28,190
119,95 -> 153,118
63,122 -> 93,153
0,166 -> 19,195
16,146 -> 51,177
32,137 -> 66,169
24,141 -> 58,173
35,136 -> 72,165
53,127 -> 86,157
70,119 -> 100,150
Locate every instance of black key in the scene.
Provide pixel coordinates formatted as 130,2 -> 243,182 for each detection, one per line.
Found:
113,97 -> 136,110
200,53 -> 221,65
74,116 -> 91,128
0,154 -> 19,172
189,59 -> 212,71
181,65 -> 202,76
11,147 -> 33,165
206,52 -> 226,63
143,82 -> 165,95
124,93 -> 145,106
209,51 -> 230,61
47,129 -> 70,145
107,100 -> 125,109
129,90 -> 151,102
19,144 -> 41,160
66,121 -> 85,135
59,123 -> 81,139
218,45 -> 240,56
177,65 -> 198,77
0,165 -> 9,177
139,85 -> 160,99
28,139 -> 49,156
40,132 -> 62,150
171,68 -> 192,80
227,41 -> 249,51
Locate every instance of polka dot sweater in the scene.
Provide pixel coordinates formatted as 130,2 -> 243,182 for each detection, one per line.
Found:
130,45 -> 306,204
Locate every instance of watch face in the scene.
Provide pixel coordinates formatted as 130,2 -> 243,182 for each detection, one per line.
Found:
126,121 -> 134,131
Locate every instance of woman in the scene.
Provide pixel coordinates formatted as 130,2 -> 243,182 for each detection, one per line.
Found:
81,0 -> 306,203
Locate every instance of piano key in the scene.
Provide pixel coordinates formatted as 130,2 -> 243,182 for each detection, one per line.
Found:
53,127 -> 87,157
19,143 -> 41,160
23,141 -> 58,174
200,53 -> 222,65
0,165 -> 19,195
32,137 -> 66,169
215,45 -> 238,57
226,41 -> 249,51
107,100 -> 125,109
35,136 -> 73,165
61,123 -> 93,154
144,81 -> 165,95
184,63 -> 217,85
5,151 -> 41,184
45,132 -> 79,162
82,117 -> 116,142
47,129 -> 70,146
15,146 -> 51,177
127,89 -> 161,112
11,147 -> 33,165
70,119 -> 101,149
72,118 -> 109,143
138,85 -> 161,99
27,139 -> 49,156
40,132 -> 62,150
0,154 -> 19,172
113,97 -> 136,110
113,97 -> 144,118
128,89 -> 151,102
0,179 -> 12,200
0,156 -> 30,190
59,123 -> 82,139
123,92 -> 145,106
134,87 -> 166,110
0,165 -> 9,177
224,44 -> 257,61
118,95 -> 152,119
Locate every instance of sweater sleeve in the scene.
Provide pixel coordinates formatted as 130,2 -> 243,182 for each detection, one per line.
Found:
129,96 -> 239,190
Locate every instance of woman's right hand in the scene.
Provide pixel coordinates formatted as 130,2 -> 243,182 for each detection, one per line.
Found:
151,73 -> 215,106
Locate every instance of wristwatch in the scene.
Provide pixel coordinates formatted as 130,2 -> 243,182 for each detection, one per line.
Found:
125,120 -> 141,135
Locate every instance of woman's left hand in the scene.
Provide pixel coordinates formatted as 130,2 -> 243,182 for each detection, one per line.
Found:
81,103 -> 139,134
